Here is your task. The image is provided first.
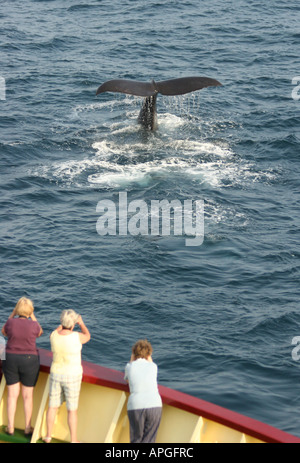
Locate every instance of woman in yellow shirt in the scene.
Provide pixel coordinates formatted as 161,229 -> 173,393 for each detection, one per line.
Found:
43,310 -> 90,443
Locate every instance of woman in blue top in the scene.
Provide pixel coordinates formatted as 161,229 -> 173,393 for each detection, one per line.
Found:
124,340 -> 162,443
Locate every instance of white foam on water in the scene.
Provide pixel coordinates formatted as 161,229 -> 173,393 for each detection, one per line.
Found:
87,157 -> 187,188
29,116 -> 275,231
30,95 -> 277,192
30,133 -> 276,192
88,168 -> 152,188
158,113 -> 186,130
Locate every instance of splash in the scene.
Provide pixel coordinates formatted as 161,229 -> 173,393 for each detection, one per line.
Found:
30,96 -> 277,192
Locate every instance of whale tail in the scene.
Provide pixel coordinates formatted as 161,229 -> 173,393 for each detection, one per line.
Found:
96,76 -> 222,130
96,76 -> 222,97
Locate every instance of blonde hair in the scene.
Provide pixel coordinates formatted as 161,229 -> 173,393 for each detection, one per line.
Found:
15,297 -> 34,318
60,309 -> 79,329
132,339 -> 153,360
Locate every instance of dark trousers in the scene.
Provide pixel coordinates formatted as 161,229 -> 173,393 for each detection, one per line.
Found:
128,407 -> 162,443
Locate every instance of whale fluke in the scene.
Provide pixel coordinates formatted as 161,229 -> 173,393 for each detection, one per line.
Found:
155,77 -> 222,95
96,79 -> 157,97
96,76 -> 222,130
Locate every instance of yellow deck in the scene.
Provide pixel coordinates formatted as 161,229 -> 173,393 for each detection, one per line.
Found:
0,371 -> 264,444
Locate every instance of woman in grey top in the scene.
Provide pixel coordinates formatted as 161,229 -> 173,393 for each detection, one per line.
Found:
124,340 -> 162,443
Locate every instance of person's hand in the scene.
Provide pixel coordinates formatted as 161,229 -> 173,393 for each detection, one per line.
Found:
77,316 -> 91,344
77,315 -> 87,329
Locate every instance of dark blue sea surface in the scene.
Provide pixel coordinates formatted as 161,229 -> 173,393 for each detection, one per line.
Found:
1,0 -> 300,437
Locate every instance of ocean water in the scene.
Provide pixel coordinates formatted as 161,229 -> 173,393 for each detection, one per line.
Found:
1,0 -> 300,437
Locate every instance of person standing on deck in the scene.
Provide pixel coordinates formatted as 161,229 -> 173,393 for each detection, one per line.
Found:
43,310 -> 90,444
1,297 -> 43,437
125,340 -> 162,443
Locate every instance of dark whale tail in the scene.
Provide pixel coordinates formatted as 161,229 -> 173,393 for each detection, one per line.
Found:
96,77 -> 222,130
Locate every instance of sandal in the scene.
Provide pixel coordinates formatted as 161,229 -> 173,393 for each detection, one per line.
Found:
42,436 -> 52,443
24,426 -> 34,437
5,426 -> 14,436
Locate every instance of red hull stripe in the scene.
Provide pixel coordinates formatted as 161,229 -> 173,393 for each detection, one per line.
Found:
2,348 -> 299,444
